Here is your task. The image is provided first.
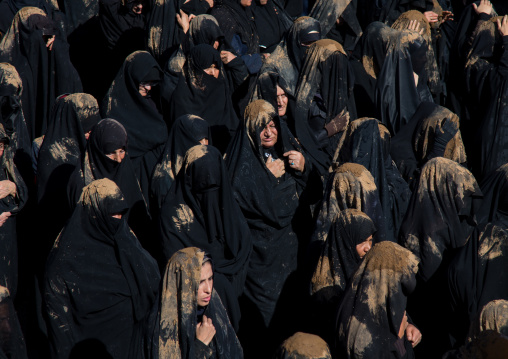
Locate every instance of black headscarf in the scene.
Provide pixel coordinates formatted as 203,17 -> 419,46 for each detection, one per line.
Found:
310,209 -> 376,342
0,63 -> 32,185
44,178 -> 160,359
294,39 -> 356,174
210,0 -> 259,55
369,0 -> 434,26
275,332 -> 332,359
67,119 -> 148,234
261,16 -> 322,97
334,241 -> 419,359
0,286 -> 27,359
0,7 -> 82,140
170,44 -> 238,153
309,0 -> 362,52
390,101 -> 467,185
251,0 -> 292,53
150,114 -> 209,210
333,118 -> 411,241
155,247 -> 243,359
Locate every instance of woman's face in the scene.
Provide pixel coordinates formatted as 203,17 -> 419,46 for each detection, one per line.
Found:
260,120 -> 278,148
276,85 -> 288,117
0,143 -> 6,158
197,261 -> 213,307
240,0 -> 252,6
356,235 -> 373,259
204,63 -> 220,79
106,148 -> 126,163
138,81 -> 157,97
199,138 -> 209,145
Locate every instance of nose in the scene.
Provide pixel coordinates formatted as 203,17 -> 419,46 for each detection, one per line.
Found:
365,242 -> 372,253
213,68 -> 219,78
113,154 -> 122,163
204,280 -> 212,294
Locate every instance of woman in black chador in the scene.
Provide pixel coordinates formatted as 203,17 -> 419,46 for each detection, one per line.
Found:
170,44 -> 239,153
158,144 -> 252,329
154,247 -> 243,359
102,50 -> 167,203
293,39 -> 355,176
333,118 -> 411,240
334,241 -> 420,359
448,163 -> 508,346
310,209 -> 376,343
67,118 -> 150,246
309,0 -> 362,52
225,99 -> 316,357
45,178 -> 160,359
0,7 -> 82,140
399,157 -> 482,357
37,93 -> 100,251
150,114 -> 209,211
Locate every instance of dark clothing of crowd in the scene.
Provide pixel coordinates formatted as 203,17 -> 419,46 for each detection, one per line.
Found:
1,0 -> 508,358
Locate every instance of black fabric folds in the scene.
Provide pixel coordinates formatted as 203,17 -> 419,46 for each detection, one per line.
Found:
44,178 -> 160,359
335,241 -> 419,359
0,286 -> 27,359
251,0 -> 292,53
0,7 -> 83,140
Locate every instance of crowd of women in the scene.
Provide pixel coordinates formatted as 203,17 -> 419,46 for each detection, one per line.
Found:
0,0 -> 508,357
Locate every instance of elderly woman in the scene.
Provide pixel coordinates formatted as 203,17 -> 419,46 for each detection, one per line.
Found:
225,99 -> 317,357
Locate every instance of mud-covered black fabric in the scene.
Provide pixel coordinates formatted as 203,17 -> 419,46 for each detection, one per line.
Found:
309,0 -> 362,52
310,209 -> 376,343
334,241 -> 419,359
150,114 -> 209,210
154,247 -> 243,359
333,118 -> 410,241
293,39 -> 356,175
44,178 -> 160,359
463,17 -> 508,182
0,63 -> 32,186
260,16 -> 321,97
0,7 -> 82,140
390,101 -> 467,186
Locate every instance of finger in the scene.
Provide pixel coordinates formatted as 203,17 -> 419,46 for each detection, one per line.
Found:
498,19 -> 502,31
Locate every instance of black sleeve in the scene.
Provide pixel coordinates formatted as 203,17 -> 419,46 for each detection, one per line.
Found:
194,338 -> 213,359
224,56 -> 249,90
500,36 -> 508,71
